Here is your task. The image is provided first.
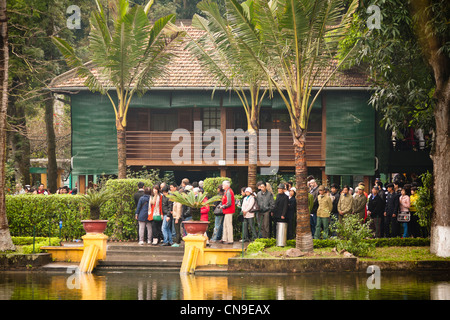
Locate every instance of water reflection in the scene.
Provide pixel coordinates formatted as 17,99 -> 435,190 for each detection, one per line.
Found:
0,271 -> 449,300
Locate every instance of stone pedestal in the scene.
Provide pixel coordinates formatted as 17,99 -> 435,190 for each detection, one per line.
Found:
82,233 -> 108,261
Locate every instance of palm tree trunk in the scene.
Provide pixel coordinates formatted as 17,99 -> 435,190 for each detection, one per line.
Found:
116,123 -> 127,179
247,125 -> 258,191
0,0 -> 15,251
293,130 -> 313,252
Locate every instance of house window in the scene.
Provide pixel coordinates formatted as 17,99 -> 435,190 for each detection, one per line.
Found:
203,107 -> 220,130
151,110 -> 178,131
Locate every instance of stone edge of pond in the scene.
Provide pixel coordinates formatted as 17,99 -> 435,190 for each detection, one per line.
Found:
0,253 -> 52,270
227,257 -> 450,273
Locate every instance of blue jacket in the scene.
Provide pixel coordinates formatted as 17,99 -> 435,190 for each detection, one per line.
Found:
135,194 -> 150,222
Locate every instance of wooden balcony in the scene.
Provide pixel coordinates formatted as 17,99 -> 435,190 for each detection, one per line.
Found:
125,130 -> 325,168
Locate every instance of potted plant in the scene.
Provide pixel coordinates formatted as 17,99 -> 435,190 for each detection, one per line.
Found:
79,188 -> 113,234
167,191 -> 221,235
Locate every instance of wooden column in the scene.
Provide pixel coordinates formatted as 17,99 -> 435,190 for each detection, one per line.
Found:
78,175 -> 86,195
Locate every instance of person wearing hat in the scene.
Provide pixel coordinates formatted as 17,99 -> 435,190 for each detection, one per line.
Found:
256,182 -> 275,238
314,185 -> 333,239
384,183 -> 400,237
240,187 -> 258,242
367,186 -> 385,238
337,185 -> 353,224
353,185 -> 368,222
271,183 -> 289,238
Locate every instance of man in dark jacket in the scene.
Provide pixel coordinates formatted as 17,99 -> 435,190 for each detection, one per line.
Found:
256,181 -> 275,238
272,184 -> 289,238
384,183 -> 399,237
133,182 -> 145,242
161,185 -> 173,246
368,186 -> 385,238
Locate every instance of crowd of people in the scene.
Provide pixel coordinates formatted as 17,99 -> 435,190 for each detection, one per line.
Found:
15,173 -> 423,245
133,174 -> 425,247
13,183 -> 77,195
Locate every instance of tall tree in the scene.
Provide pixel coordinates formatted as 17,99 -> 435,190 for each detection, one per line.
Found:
187,0 -> 269,190
52,0 -> 185,179
226,0 -> 357,251
340,0 -> 449,257
0,0 -> 15,251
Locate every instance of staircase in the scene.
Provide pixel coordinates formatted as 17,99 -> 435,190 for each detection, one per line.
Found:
95,243 -> 184,272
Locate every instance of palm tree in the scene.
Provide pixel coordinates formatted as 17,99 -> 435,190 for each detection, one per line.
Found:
186,0 -> 271,191
224,0 -> 358,251
52,0 -> 185,179
167,191 -> 221,220
79,188 -> 114,220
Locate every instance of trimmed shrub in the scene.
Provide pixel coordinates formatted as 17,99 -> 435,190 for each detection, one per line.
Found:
101,178 -> 154,240
6,178 -> 155,241
6,194 -> 88,240
203,177 -> 232,197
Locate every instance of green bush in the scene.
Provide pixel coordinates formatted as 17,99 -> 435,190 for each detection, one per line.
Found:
11,237 -> 61,254
6,178 -> 155,240
101,178 -> 154,240
203,177 -> 232,197
6,194 -> 88,240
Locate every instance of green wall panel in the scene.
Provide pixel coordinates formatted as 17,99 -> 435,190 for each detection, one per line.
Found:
71,93 -> 118,176
325,91 -> 375,176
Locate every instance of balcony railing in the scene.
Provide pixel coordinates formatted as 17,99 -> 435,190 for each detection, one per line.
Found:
125,130 -> 323,166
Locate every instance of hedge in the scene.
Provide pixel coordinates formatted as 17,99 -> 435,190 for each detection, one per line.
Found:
6,178 -> 154,241
251,237 -> 430,249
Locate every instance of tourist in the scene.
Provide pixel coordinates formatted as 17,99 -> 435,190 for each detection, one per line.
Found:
210,186 -> 224,243
287,187 -> 297,240
37,184 -> 48,195
353,186 -> 367,222
171,187 -> 183,247
181,178 -> 190,188
194,187 -> 210,243
181,189 -> 192,237
198,180 -> 204,193
314,185 -> 333,239
161,185 -> 173,246
309,179 -> 319,236
221,180 -> 235,244
409,186 -> 420,237
337,185 -> 353,224
135,187 -> 152,245
149,185 -> 163,245
14,183 -> 25,195
367,186 -> 385,238
256,181 -> 275,238
272,184 -> 288,238
399,188 -> 411,238
240,187 -> 258,242
134,182 -> 145,206
329,184 -> 340,235
384,183 -> 400,237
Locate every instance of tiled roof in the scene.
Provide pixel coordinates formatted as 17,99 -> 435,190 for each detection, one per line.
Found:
49,22 -> 369,91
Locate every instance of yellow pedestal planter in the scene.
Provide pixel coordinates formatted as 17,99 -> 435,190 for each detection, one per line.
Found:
180,234 -> 242,274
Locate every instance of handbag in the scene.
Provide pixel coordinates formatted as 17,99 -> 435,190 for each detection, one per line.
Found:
213,205 -> 223,216
397,211 -> 410,222
249,197 -> 260,213
148,195 -> 163,221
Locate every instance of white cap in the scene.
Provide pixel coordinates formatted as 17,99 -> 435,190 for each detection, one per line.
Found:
290,187 -> 296,192
245,187 -> 252,193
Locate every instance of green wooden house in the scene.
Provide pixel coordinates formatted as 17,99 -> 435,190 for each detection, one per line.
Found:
49,24 -> 432,191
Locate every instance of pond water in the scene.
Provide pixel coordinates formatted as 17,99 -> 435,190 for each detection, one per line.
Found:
1,270 -> 449,300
